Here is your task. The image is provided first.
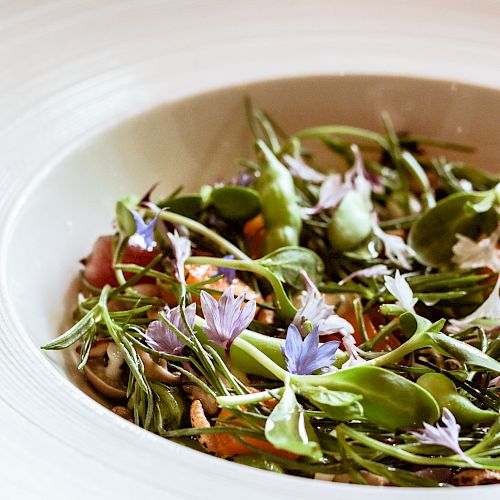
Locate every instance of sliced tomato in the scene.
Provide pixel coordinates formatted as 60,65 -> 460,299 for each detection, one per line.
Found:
83,235 -> 158,288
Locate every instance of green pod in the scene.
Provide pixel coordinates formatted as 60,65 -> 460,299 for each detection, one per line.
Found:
255,140 -> 302,252
416,372 -> 498,426
327,190 -> 372,251
210,186 -> 261,221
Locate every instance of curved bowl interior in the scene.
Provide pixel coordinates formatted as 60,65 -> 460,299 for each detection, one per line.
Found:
4,73 -> 500,484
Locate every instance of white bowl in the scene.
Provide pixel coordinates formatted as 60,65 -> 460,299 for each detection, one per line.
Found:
1,2 -> 500,499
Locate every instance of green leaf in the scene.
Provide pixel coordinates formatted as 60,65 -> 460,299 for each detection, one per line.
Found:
258,246 -> 324,289
408,190 -> 498,268
425,332 -> 500,372
233,456 -> 284,473
300,386 -> 364,421
116,195 -> 139,237
313,366 -> 440,429
41,307 -> 97,350
265,382 -> 323,460
210,186 -> 261,221
159,194 -> 204,219
151,383 -> 186,433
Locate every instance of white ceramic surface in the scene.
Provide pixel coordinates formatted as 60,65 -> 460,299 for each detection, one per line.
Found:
1,1 -> 500,499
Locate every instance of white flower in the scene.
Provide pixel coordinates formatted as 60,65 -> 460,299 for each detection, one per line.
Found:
452,225 -> 500,273
448,275 -> 500,332
167,230 -> 191,285
340,334 -> 367,369
384,271 -> 417,313
339,264 -> 390,285
293,272 -> 354,337
283,154 -> 326,183
373,223 -> 416,270
489,376 -> 500,388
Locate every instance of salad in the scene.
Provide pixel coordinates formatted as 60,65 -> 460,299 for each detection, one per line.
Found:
43,102 -> 500,487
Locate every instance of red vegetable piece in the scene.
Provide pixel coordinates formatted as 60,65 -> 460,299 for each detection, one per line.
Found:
83,235 -> 159,288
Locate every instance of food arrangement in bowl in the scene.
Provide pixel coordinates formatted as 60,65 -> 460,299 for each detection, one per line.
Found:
42,101 -> 500,487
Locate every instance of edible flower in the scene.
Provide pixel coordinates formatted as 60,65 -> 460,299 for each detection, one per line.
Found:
283,154 -> 326,183
145,303 -> 196,355
167,230 -> 191,285
448,275 -> 500,332
447,226 -> 500,332
410,408 -> 477,467
304,174 -> 350,215
347,144 -> 373,207
217,255 -> 236,283
281,324 -> 340,375
293,271 -> 354,337
452,225 -> 500,272
341,334 -> 366,369
489,376 -> 500,388
128,209 -> 159,251
384,271 -> 417,313
339,264 -> 390,285
373,223 -> 415,270
200,287 -> 256,351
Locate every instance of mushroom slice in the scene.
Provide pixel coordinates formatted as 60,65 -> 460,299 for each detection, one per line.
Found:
452,469 -> 500,486
83,341 -> 127,399
136,349 -> 181,384
183,385 -> 218,415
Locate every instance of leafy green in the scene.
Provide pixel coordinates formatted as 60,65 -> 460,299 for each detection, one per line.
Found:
408,190 -> 498,268
258,246 -> 324,289
265,381 -> 323,460
300,386 -> 364,421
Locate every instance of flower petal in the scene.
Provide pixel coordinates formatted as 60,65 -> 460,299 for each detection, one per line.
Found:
384,271 -> 417,312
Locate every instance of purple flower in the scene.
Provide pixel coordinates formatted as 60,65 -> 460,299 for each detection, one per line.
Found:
200,287 -> 256,351
339,264 -> 391,285
283,154 -> 326,184
281,324 -> 340,375
215,255 -> 236,283
167,230 -> 191,284
304,174 -> 351,215
410,408 -> 477,467
128,209 -> 159,251
144,303 -> 196,355
293,271 -> 354,337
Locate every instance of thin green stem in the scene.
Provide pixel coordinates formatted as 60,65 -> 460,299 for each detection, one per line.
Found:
151,209 -> 250,261
187,255 -> 297,320
361,317 -> 399,351
232,337 -> 289,380
217,387 -> 283,408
